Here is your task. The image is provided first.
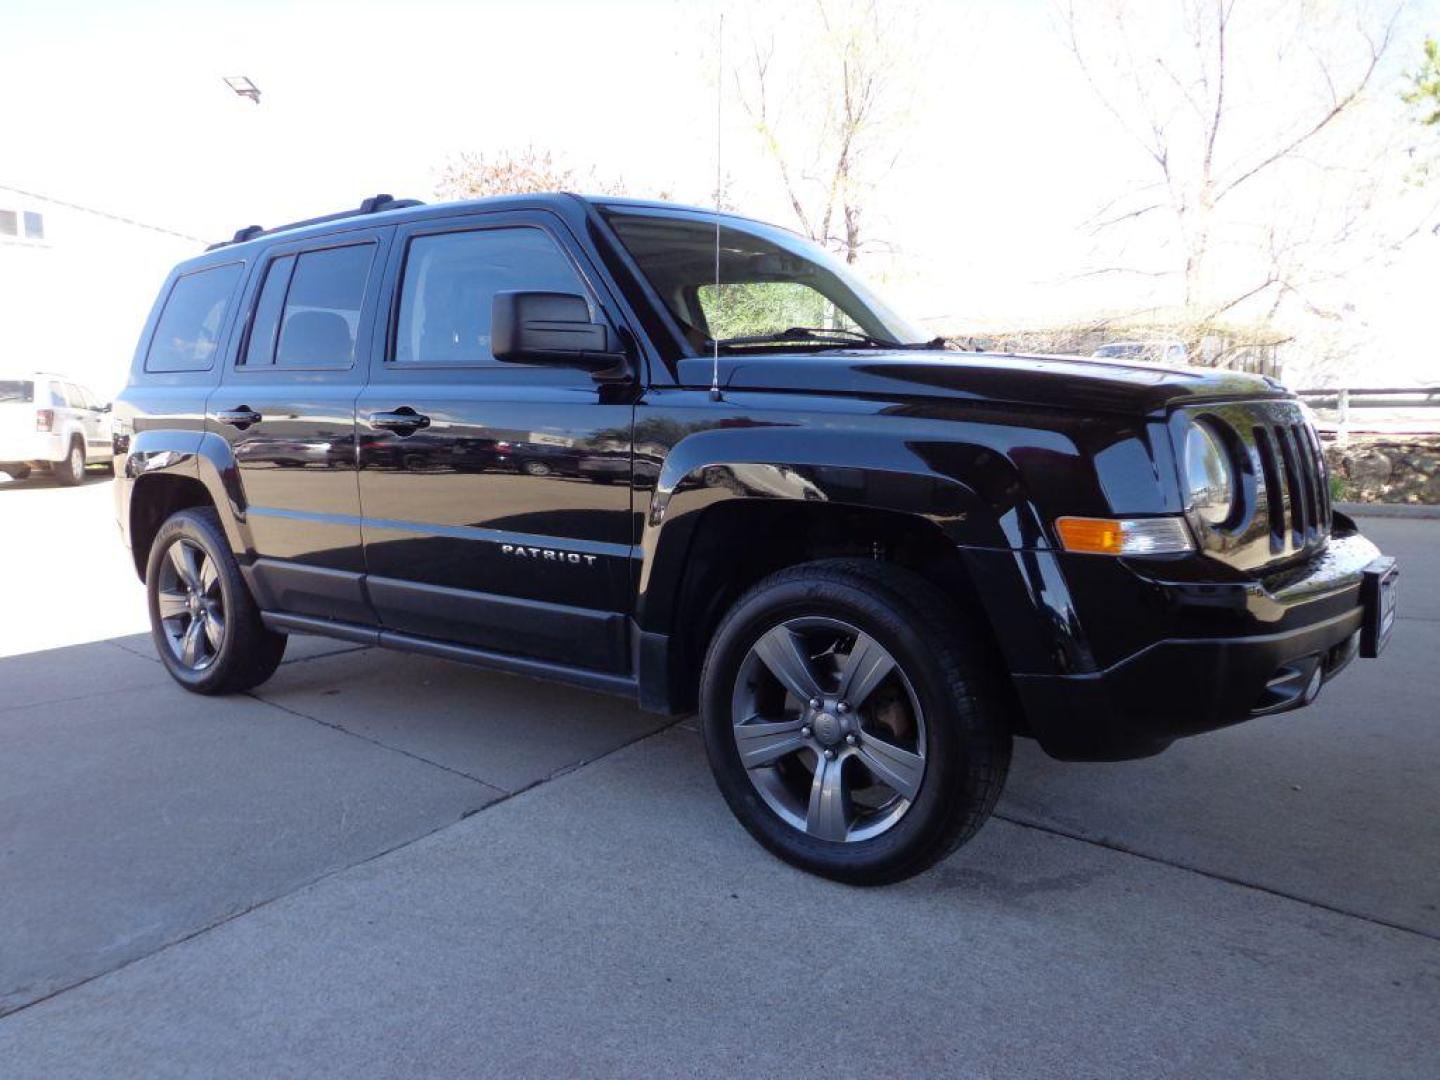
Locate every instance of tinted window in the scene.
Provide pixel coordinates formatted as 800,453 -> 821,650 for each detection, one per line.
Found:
272,245 -> 374,368
145,264 -> 244,373
242,255 -> 296,366
0,210 -> 15,236
393,228 -> 587,365
0,380 -> 32,403
60,383 -> 84,408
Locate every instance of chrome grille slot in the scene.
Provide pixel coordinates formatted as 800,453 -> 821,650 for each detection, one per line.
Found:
1301,423 -> 1332,531
1252,426 -> 1286,554
1274,424 -> 1309,546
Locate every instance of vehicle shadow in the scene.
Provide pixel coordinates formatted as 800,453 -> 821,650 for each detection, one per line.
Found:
0,470 -> 114,491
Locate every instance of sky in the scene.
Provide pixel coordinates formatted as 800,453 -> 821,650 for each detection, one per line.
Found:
1,0 -> 1437,391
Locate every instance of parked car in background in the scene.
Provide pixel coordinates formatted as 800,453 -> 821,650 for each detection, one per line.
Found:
1092,340 -> 1188,365
0,372 -> 114,484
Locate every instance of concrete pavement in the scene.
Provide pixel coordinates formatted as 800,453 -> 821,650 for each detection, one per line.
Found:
1,476 -> 1436,1077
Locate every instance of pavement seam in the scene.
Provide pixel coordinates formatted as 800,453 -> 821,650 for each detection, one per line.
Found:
994,811 -> 1440,945
0,716 -> 682,1024
247,692 -> 509,792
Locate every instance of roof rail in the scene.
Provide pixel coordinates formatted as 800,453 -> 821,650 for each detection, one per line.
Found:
206,193 -> 424,250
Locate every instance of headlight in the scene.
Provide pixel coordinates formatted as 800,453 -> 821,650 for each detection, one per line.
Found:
1183,421 -> 1236,527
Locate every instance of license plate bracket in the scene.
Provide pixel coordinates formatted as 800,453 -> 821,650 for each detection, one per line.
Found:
1360,557 -> 1398,658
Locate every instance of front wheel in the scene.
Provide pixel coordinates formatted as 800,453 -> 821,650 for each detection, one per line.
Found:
146,507 -> 287,694
700,560 -> 1011,884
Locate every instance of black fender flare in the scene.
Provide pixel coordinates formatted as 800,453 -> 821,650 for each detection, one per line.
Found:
634,424 -> 1049,627
630,423 -> 1097,709
124,429 -> 251,562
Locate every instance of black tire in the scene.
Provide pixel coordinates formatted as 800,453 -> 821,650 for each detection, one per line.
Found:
145,507 -> 287,694
54,439 -> 85,486
700,559 -> 1012,885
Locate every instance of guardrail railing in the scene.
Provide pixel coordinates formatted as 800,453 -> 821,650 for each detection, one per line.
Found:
1295,388 -> 1440,431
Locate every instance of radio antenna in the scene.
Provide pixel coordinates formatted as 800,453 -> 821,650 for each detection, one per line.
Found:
710,9 -> 725,402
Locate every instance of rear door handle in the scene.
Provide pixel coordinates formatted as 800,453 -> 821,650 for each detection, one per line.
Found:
215,407 -> 263,428
370,408 -> 431,432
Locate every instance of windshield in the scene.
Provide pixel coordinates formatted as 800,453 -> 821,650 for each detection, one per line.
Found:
602,208 -> 928,353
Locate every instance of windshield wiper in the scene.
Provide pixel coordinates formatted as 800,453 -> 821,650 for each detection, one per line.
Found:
712,326 -> 948,350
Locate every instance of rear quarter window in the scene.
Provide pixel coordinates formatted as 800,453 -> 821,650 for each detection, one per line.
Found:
145,263 -> 244,373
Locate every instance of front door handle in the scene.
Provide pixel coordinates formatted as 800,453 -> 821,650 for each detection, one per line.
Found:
370,408 -> 431,433
215,407 -> 263,428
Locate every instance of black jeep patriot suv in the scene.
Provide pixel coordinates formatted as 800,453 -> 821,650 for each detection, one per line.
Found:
113,193 -> 1398,883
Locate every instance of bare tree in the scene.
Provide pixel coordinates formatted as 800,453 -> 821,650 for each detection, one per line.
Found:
435,146 -> 668,201
732,1 -> 917,263
1061,0 -> 1413,324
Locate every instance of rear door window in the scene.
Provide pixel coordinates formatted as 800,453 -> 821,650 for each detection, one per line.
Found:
242,255 -> 295,366
242,244 -> 375,369
146,264 -> 244,373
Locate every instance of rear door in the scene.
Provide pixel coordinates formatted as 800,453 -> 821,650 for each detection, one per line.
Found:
73,384 -> 112,460
355,210 -> 635,672
211,227 -> 392,622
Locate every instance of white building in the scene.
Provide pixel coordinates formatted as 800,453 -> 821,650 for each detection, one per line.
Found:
0,188 -> 203,399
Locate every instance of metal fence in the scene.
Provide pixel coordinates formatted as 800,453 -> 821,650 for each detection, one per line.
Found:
1296,387 -> 1440,422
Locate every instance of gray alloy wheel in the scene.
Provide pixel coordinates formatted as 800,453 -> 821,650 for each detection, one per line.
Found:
154,538 -> 226,672
521,459 -> 553,477
731,616 -> 927,843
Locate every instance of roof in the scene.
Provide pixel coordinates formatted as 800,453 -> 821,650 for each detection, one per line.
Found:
205,191 -> 789,254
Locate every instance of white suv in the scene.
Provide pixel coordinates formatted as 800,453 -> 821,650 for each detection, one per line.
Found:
0,373 -> 115,485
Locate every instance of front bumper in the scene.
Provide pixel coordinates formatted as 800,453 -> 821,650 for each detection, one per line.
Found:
1012,529 -> 1391,761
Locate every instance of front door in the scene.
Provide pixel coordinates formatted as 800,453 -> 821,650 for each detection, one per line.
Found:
210,227 -> 392,622
356,211 -> 635,673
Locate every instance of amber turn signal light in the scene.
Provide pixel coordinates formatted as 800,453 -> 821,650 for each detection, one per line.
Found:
1055,515 -> 1194,556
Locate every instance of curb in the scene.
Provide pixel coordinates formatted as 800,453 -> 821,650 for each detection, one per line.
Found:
1336,501 -> 1440,520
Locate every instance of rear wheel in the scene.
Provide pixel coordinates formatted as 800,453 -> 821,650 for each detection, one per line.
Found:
54,439 -> 85,486
700,559 -> 1011,884
146,507 -> 287,694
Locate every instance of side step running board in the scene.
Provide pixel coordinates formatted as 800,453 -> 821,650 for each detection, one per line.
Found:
261,611 -> 639,701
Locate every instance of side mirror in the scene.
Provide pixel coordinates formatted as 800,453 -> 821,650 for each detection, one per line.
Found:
491,292 -> 629,379
100,402 -> 113,414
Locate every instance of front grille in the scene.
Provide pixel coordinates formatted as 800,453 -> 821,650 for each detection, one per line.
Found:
1252,421 -> 1331,553
1182,401 -> 1330,571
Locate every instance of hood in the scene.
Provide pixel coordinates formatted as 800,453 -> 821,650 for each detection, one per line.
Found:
677,351 -> 1288,416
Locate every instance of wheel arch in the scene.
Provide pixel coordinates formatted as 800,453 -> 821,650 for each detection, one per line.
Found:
124,430 -> 246,580
635,488 -> 1021,723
